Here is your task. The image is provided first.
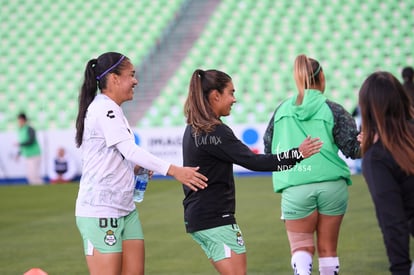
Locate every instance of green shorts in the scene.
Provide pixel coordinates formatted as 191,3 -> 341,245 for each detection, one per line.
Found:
190,224 -> 246,262
281,179 -> 349,220
76,209 -> 143,255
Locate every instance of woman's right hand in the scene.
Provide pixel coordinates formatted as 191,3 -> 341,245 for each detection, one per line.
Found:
167,165 -> 208,191
298,136 -> 323,159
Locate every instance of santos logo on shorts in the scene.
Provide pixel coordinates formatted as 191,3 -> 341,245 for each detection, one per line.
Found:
236,232 -> 244,246
104,230 -> 117,246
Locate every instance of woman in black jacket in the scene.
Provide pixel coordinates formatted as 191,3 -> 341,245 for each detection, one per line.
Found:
359,71 -> 414,275
182,69 -> 323,275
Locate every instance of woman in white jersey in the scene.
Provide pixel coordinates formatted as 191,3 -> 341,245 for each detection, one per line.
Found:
75,52 -> 208,275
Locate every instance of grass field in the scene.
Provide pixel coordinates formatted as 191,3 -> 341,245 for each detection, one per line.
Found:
0,175 -> 407,274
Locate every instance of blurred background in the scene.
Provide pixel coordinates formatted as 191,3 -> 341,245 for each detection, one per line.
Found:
0,0 -> 413,183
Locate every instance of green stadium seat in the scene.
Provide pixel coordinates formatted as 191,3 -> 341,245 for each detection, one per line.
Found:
2,0 -> 414,130
140,0 -> 412,126
0,0 -> 187,131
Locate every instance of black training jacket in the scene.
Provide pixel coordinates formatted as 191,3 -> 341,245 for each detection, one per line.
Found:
182,123 -> 303,233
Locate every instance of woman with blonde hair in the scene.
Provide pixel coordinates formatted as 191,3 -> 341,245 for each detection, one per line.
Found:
359,71 -> 414,275
264,54 -> 360,275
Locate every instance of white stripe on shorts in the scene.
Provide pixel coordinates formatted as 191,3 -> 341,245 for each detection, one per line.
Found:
87,240 -> 94,256
224,243 -> 231,258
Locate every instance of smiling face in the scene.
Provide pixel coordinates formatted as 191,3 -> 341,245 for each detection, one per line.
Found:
105,60 -> 138,105
209,81 -> 236,117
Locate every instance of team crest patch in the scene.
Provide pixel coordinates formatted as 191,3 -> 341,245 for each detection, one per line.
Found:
104,230 -> 117,246
236,231 -> 244,246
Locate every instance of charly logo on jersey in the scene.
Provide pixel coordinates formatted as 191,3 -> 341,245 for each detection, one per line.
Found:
104,230 -> 117,246
106,110 -> 115,119
236,231 -> 244,246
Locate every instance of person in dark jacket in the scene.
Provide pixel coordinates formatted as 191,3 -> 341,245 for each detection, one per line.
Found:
48,147 -> 78,184
359,71 -> 414,275
182,68 -> 323,275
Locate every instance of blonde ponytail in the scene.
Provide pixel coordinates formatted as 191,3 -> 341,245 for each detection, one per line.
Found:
294,55 -> 313,98
293,54 -> 323,104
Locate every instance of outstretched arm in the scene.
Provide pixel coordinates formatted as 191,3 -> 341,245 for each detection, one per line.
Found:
167,165 -> 208,192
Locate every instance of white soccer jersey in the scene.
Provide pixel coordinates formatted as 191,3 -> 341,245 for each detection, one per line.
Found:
75,94 -> 169,218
